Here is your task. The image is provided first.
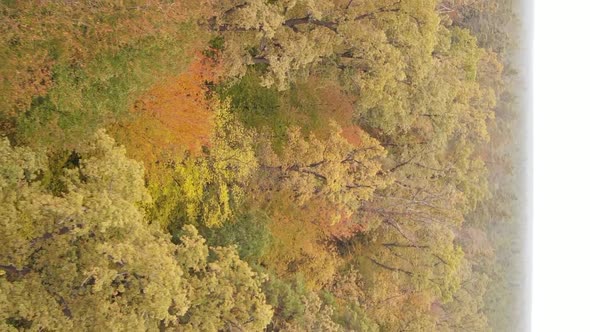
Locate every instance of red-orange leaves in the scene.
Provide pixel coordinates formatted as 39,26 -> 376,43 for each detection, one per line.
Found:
112,54 -> 222,169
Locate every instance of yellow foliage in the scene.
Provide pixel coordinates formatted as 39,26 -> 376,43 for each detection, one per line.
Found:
0,131 -> 272,331
146,99 -> 258,229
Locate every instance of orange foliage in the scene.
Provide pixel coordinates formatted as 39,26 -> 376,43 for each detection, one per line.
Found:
112,54 -> 222,170
132,55 -> 221,153
254,190 -> 369,288
1,1 -> 214,124
305,77 -> 365,147
326,210 -> 370,239
256,191 -> 343,291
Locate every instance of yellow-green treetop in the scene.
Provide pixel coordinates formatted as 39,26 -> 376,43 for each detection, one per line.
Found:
211,0 -> 497,144
0,131 -> 271,331
257,122 -> 389,219
147,99 -> 258,230
212,0 -> 497,221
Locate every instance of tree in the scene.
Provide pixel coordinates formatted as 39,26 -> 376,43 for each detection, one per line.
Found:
146,99 -> 258,231
0,131 -> 271,331
1,1 -> 212,147
175,227 -> 273,331
436,263 -> 491,332
200,209 -> 273,265
212,0 -> 496,226
210,0 -> 496,143
364,222 -> 464,304
285,292 -> 342,332
110,55 -> 221,171
257,122 -> 388,220
256,190 -> 344,291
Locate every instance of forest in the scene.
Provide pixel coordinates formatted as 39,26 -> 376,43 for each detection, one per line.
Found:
0,0 -> 524,331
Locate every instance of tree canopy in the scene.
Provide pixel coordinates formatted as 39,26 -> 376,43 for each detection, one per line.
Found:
0,0 -> 523,330
0,131 -> 272,331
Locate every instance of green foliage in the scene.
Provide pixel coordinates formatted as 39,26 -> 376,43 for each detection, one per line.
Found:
176,226 -> 273,331
216,70 -> 288,149
334,302 -> 379,332
209,35 -> 225,51
203,35 -> 225,59
261,273 -> 344,332
16,34 -> 198,149
200,209 -> 273,264
217,71 -> 348,151
262,274 -> 308,325
290,291 -> 342,332
0,1 -> 209,148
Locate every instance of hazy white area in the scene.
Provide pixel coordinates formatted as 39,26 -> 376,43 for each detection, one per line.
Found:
533,1 -> 590,331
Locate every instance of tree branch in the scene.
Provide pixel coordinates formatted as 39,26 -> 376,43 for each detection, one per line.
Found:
382,242 -> 429,249
283,16 -> 338,33
353,4 -> 402,21
283,3 -> 402,34
252,57 -> 270,64
29,223 -> 83,248
0,264 -> 31,282
299,169 -> 328,182
369,257 -> 413,276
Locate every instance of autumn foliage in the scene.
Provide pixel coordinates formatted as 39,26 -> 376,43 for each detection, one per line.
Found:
1,1 -> 213,138
111,54 -> 222,169
1,0 -> 522,331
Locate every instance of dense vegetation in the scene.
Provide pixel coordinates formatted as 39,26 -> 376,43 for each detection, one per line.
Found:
1,0 -> 523,331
